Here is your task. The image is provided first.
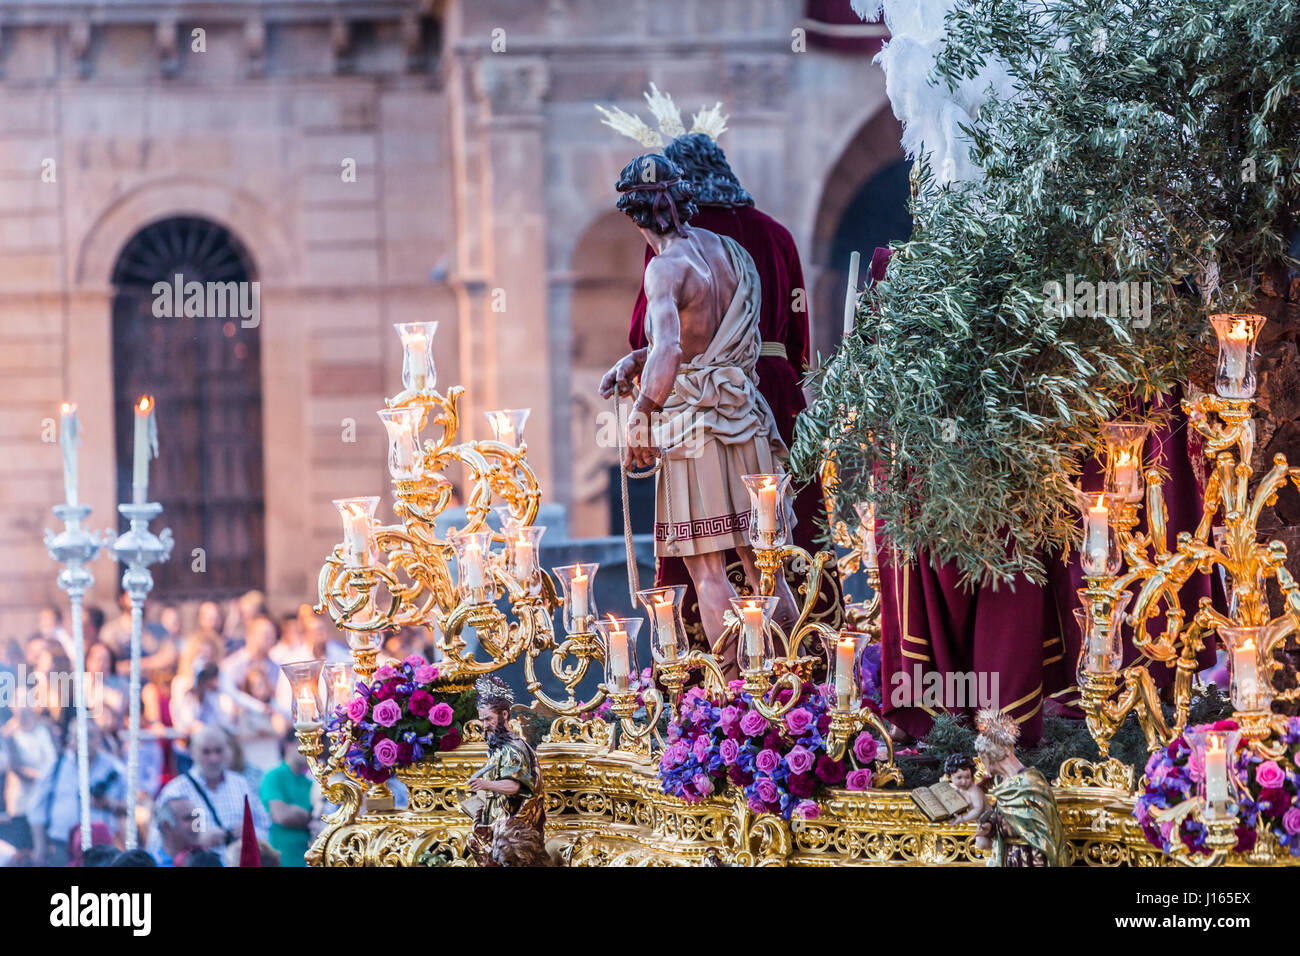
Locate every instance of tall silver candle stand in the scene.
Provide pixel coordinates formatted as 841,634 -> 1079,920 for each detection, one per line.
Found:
44,503 -> 104,851
110,501 -> 173,850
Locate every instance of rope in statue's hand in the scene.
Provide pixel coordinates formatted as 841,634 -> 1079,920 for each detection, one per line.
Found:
612,392 -> 674,604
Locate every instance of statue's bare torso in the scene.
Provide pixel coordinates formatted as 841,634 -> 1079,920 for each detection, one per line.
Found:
644,226 -> 737,361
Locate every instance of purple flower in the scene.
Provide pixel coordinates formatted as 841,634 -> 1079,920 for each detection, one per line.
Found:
795,800 -> 821,820
756,777 -> 779,804
692,773 -> 715,796
403,654 -> 426,670
718,705 -> 741,731
739,709 -> 768,737
755,748 -> 781,774
852,733 -> 879,764
788,772 -> 815,798
846,768 -> 873,791
429,702 -> 454,726
815,755 -> 846,784
1284,807 -> 1300,836
786,744 -> 815,776
372,699 -> 402,728
414,664 -> 438,684
693,733 -> 712,762
1256,760 -> 1286,789
375,664 -> 397,681
408,690 -> 436,717
784,707 -> 814,735
719,739 -> 740,765
373,737 -> 400,767
346,696 -> 369,722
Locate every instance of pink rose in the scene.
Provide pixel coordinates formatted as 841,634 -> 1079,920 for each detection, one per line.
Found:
795,800 -> 821,820
346,696 -> 368,722
718,705 -> 741,730
719,739 -> 740,765
755,748 -> 781,774
786,745 -> 815,775
373,737 -> 400,767
846,768 -> 873,791
1256,760 -> 1286,789
429,702 -> 454,727
755,778 -> 779,804
784,707 -> 814,735
692,773 -> 715,796
374,664 -> 397,681
414,664 -> 439,684
727,680 -> 745,693
693,734 -> 711,762
739,709 -> 768,737
852,732 -> 879,764
1283,807 -> 1300,836
404,654 -> 426,670
372,699 -> 402,728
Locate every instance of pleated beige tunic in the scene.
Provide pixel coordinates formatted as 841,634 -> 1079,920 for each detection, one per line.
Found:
649,233 -> 793,557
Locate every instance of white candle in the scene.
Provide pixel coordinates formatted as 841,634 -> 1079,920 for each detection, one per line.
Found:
741,601 -> 765,664
1084,495 -> 1109,573
570,569 -> 589,622
59,402 -> 79,507
842,250 -> 861,337
1232,637 -> 1260,705
835,637 -> 856,709
343,504 -> 370,566
132,396 -> 154,504
392,420 -> 414,469
608,622 -> 630,688
1222,319 -> 1250,383
1204,738 -> 1229,807
652,593 -> 678,661
408,331 -> 428,389
757,477 -> 778,534
513,533 -> 534,578
1113,449 -> 1136,496
296,687 -> 319,724
463,539 -> 486,591
496,417 -> 518,447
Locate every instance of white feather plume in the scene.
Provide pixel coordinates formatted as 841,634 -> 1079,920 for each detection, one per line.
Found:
594,104 -> 664,149
689,102 -> 729,141
644,82 -> 686,139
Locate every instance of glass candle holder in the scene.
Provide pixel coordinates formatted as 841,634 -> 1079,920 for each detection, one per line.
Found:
485,408 -> 530,448
1072,589 -> 1130,681
1219,625 -> 1271,712
1209,313 -> 1266,399
853,501 -> 879,570
322,661 -> 355,714
595,616 -> 642,694
449,529 -> 497,604
395,321 -> 439,393
730,595 -> 779,673
827,629 -> 868,712
376,406 -> 424,480
1184,727 -> 1244,823
554,562 -> 599,634
637,585 -> 687,664
508,524 -> 545,583
742,473 -> 792,550
279,659 -> 325,727
333,496 -> 380,568
1101,421 -> 1151,503
1072,489 -> 1121,578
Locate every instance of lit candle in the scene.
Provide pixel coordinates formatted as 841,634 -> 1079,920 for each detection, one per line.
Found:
392,420 -> 414,470
757,477 -> 778,535
463,538 -> 486,592
652,592 -> 678,662
513,531 -> 534,579
1113,449 -> 1135,496
59,402 -> 79,507
570,568 -> 589,622
741,600 -> 765,665
835,637 -> 856,709
132,396 -> 154,505
1232,637 -> 1260,705
490,413 -> 517,448
296,687 -> 319,725
342,504 -> 370,566
607,618 -> 630,689
407,330 -> 429,389
1204,737 -> 1229,807
1222,319 -> 1250,384
1084,494 -> 1109,574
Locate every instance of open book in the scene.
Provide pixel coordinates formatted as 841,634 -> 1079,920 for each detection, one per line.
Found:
909,780 -> 972,822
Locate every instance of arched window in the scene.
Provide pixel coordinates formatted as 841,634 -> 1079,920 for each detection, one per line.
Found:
111,216 -> 265,598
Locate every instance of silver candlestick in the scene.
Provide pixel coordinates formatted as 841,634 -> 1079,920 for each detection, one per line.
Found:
44,503 -> 104,852
111,501 -> 173,850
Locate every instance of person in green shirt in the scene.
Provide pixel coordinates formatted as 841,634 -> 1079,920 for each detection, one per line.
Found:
258,731 -> 314,867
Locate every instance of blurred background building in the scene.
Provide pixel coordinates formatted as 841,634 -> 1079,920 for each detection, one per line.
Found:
0,0 -> 908,634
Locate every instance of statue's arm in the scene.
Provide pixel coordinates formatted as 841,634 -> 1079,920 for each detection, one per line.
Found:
637,257 -> 683,411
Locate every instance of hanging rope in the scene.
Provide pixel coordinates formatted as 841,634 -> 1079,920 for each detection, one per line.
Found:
613,394 -> 672,605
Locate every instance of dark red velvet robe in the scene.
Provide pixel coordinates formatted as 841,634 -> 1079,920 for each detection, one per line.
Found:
629,204 -> 835,632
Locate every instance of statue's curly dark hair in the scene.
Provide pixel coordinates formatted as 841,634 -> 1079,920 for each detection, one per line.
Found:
615,153 -> 698,235
664,132 -> 753,207
944,752 -> 976,776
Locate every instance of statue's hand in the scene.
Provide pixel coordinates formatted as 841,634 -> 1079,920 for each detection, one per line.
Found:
599,357 -> 637,399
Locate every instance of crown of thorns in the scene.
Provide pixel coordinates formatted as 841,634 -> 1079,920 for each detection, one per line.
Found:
974,708 -> 1019,750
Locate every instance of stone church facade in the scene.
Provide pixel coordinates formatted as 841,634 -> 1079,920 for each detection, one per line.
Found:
0,0 -> 902,632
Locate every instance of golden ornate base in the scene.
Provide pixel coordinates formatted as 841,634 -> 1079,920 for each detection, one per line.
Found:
303,744 -> 1247,867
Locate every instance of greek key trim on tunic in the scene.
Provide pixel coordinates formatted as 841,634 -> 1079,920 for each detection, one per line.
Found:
654,510 -> 750,542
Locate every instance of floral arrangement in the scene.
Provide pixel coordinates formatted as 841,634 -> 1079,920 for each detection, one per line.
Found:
326,655 -> 477,785
1135,718 -> 1300,858
658,679 -> 885,820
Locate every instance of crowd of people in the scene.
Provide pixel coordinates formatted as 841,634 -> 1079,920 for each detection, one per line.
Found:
0,590 -> 427,868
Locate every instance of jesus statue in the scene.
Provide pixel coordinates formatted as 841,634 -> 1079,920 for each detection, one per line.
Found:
599,153 -> 796,676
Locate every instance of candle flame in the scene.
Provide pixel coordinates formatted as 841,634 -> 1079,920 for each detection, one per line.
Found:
1241,637 -> 1255,651
1116,449 -> 1132,464
654,591 -> 674,608
1095,494 -> 1104,509
60,401 -> 75,414
137,395 -> 152,413
1230,318 -> 1248,338
1208,736 -> 1224,754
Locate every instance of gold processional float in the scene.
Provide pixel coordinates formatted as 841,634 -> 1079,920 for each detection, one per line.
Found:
274,315 -> 1300,866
